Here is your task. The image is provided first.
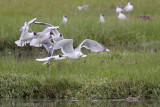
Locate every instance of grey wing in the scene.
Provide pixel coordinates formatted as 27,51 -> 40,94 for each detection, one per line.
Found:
41,39 -> 54,56
27,18 -> 37,26
32,33 -> 40,39
34,22 -> 53,27
19,22 -> 27,32
53,39 -> 74,54
38,27 -> 51,37
39,27 -> 59,37
52,29 -> 60,36
75,39 -> 110,52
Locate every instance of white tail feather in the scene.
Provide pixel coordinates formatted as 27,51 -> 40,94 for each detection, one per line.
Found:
15,40 -> 25,47
36,57 -> 51,61
33,44 -> 42,47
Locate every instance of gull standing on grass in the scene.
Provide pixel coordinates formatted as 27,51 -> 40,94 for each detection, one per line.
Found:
99,14 -> 105,23
62,15 -> 68,24
36,39 -> 110,66
15,18 -> 37,47
116,4 -> 124,13
118,12 -> 127,20
123,2 -> 133,12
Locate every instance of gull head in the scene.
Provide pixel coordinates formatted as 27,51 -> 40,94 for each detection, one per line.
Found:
101,13 -> 104,17
59,55 -> 63,57
104,48 -> 110,52
75,52 -> 84,59
60,33 -> 63,37
120,11 -> 124,14
33,32 -> 37,36
117,3 -> 123,8
79,53 -> 87,58
79,53 -> 84,58
64,15 -> 67,18
50,31 -> 54,35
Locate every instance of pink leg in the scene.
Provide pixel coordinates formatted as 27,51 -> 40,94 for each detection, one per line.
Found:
47,62 -> 50,68
21,41 -> 22,47
66,59 -> 71,66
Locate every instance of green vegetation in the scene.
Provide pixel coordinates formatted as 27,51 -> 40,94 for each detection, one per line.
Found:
0,51 -> 160,99
0,0 -> 160,99
0,0 -> 160,49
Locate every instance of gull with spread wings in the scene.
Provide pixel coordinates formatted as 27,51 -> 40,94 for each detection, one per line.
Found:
15,18 -> 37,47
36,39 -> 110,67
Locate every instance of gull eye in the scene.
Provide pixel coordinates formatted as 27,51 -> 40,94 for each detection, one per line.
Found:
60,33 -> 63,37
50,31 -> 54,35
33,32 -> 37,35
59,55 -> 63,57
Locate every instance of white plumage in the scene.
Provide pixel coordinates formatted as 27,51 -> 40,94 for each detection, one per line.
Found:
78,4 -> 88,10
116,4 -> 123,13
36,39 -> 110,65
123,2 -> 133,12
15,18 -> 37,47
118,12 -> 127,20
99,14 -> 105,23
62,15 -> 68,24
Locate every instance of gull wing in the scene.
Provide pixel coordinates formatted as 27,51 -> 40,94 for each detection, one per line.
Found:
36,57 -> 52,61
41,39 -> 54,56
39,27 -> 59,36
34,22 -> 54,27
36,55 -> 67,65
52,29 -> 60,36
19,22 -> 27,32
53,39 -> 74,54
27,18 -> 37,26
75,39 -> 110,52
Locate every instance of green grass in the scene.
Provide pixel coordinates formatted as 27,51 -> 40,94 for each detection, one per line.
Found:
0,51 -> 160,99
0,0 -> 160,49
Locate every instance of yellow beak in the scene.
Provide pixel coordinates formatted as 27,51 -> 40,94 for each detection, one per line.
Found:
81,54 -> 83,56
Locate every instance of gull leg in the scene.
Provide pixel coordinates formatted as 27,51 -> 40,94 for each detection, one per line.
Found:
21,41 -> 22,47
67,59 -> 71,66
47,62 -> 50,68
24,41 -> 26,46
39,43 -> 41,50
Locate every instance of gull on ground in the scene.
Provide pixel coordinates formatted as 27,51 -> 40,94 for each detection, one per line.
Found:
15,18 -> 37,47
78,4 -> 88,10
123,2 -> 133,12
118,12 -> 127,20
99,14 -> 105,23
62,15 -> 68,24
36,39 -> 110,66
116,4 -> 124,13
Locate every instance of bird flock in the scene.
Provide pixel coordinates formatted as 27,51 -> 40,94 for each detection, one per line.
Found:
116,2 -> 133,20
15,1 -> 136,67
15,17 -> 109,67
